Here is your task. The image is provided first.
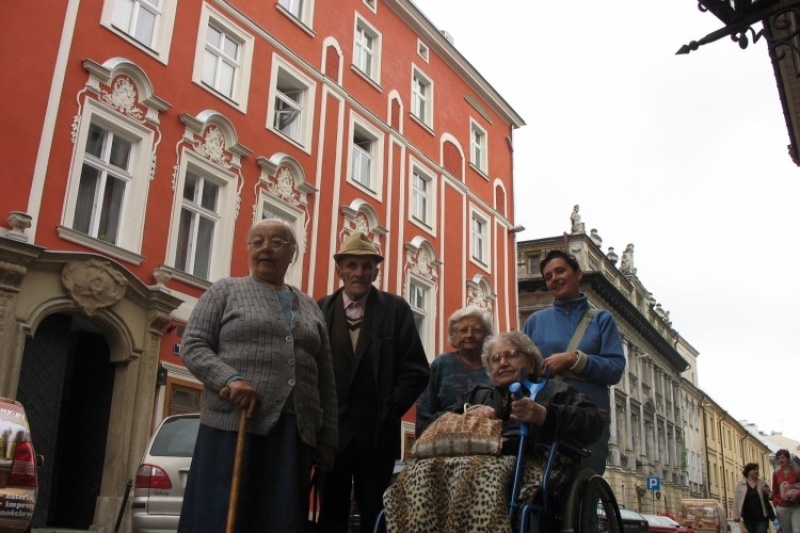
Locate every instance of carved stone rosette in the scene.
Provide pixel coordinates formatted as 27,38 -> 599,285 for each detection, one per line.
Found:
62,259 -> 128,316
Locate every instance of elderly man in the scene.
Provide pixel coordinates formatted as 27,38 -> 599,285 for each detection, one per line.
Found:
317,232 -> 429,533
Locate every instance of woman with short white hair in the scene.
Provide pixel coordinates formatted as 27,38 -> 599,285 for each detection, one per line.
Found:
414,305 -> 494,437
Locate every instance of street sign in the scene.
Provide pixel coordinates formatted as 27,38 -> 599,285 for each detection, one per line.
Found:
646,476 -> 661,491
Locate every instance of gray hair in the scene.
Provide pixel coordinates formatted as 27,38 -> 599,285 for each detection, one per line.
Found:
447,305 -> 493,345
481,331 -> 543,378
247,219 -> 299,263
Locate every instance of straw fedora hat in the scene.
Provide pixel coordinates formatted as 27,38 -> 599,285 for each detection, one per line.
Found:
333,232 -> 384,263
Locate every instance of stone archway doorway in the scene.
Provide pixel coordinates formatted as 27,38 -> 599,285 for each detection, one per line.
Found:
17,313 -> 115,530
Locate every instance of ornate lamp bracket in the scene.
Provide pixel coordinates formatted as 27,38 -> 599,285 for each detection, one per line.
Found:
677,0 -> 800,55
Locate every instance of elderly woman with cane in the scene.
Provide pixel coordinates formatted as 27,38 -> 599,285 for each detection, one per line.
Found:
178,219 -> 338,533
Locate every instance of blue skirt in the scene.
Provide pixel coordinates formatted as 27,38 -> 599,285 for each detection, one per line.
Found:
178,413 -> 313,533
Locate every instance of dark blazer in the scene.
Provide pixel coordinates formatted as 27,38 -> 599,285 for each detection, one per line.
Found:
318,287 -> 429,456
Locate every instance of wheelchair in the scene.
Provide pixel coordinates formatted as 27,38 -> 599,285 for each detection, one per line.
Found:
511,440 -> 622,533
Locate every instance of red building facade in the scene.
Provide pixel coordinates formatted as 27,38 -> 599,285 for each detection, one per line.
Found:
0,0 -> 523,530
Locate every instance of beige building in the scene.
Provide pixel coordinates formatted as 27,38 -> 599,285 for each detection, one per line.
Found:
698,399 -> 772,519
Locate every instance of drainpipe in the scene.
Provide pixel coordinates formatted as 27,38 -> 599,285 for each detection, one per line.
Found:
700,399 -> 711,498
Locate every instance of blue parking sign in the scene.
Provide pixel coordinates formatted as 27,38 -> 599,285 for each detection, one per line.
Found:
646,476 -> 660,491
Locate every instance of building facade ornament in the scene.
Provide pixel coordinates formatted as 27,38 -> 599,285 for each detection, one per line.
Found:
100,76 -> 144,121
466,276 -> 496,311
620,243 -> 636,275
0,261 -> 27,292
5,212 -> 32,243
270,167 -> 300,206
193,126 -> 231,169
61,259 -> 128,316
607,246 -> 619,266
570,204 -> 586,234
590,228 -> 603,249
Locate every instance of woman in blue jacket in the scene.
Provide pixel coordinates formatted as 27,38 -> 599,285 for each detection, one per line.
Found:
522,250 -> 625,475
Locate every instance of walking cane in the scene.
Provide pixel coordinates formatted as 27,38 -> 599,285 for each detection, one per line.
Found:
219,387 -> 248,533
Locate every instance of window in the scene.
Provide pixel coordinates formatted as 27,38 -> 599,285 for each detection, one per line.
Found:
408,161 -> 436,235
167,150 -> 237,283
417,39 -> 429,62
101,0 -> 177,62
202,24 -> 239,99
192,5 -> 254,110
279,0 -> 303,17
61,99 -> 153,261
277,0 -> 315,26
111,0 -> 160,47
274,81 -> 302,139
347,114 -> 384,198
407,276 -> 435,358
175,170 -> 220,279
267,57 -> 316,150
470,119 -> 488,174
411,67 -> 433,127
352,130 -> 373,188
472,217 -> 485,262
469,206 -> 491,270
411,172 -> 428,223
409,281 -> 427,343
353,17 -> 381,83
72,123 -> 133,245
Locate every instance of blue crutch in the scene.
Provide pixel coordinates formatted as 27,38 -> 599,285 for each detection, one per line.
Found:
508,367 -> 549,520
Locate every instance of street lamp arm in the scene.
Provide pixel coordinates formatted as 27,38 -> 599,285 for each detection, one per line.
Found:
677,0 -> 800,54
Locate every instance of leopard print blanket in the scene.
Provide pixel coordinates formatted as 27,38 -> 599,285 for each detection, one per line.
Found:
383,454 -> 572,533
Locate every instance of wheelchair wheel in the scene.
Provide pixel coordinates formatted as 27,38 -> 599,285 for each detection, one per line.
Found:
560,468 -> 622,533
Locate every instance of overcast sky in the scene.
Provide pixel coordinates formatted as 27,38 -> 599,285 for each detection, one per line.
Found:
412,0 -> 800,441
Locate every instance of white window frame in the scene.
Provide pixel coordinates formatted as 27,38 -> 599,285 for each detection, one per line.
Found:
363,0 -> 377,13
166,150 -> 236,282
266,56 -> 316,152
277,0 -> 315,28
469,205 -> 491,271
192,4 -> 254,111
100,0 -> 178,64
61,99 -> 153,260
470,118 -> 488,176
257,195 -> 305,288
353,16 -> 381,84
411,65 -> 433,129
346,113 -> 384,199
407,275 -> 435,359
408,159 -> 437,236
417,39 -> 429,62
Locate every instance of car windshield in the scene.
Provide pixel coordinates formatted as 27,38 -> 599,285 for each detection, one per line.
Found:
620,509 -> 645,520
149,417 -> 199,457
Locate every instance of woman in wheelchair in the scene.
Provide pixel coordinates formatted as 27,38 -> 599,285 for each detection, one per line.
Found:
383,331 -> 613,533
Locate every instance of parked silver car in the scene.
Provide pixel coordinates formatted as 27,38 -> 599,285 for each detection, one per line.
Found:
132,414 -> 199,533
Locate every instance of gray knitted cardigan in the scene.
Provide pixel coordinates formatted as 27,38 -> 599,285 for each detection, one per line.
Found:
181,276 -> 338,449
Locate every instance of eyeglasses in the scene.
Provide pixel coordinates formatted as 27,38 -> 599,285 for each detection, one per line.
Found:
456,326 -> 487,336
490,349 -> 525,364
248,238 -> 296,251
